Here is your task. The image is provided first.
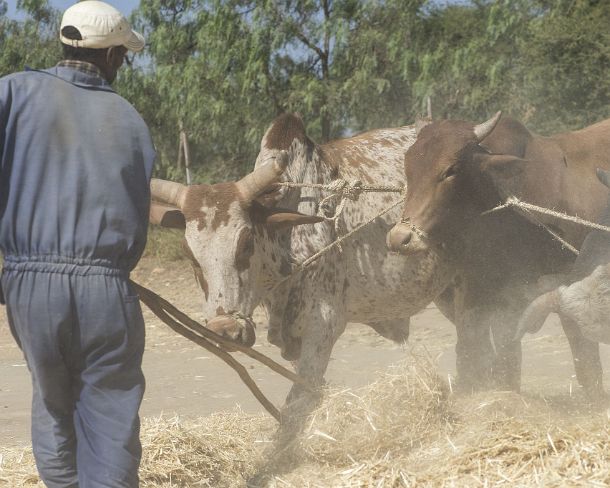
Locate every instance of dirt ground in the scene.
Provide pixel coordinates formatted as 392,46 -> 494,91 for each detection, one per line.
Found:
1,256 -> 609,448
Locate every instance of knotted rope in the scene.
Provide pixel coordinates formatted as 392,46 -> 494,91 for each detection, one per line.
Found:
278,179 -> 403,223
483,196 -> 610,255
269,196 -> 406,294
277,179 -> 404,252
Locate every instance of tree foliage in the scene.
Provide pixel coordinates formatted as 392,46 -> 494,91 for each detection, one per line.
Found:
0,0 -> 60,77
1,0 -> 608,181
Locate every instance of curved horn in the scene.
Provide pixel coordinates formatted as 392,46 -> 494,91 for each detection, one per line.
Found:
473,111 -> 502,142
150,179 -> 188,209
237,150 -> 289,201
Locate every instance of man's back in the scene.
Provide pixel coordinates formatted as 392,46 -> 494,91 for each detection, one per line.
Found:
0,66 -> 155,271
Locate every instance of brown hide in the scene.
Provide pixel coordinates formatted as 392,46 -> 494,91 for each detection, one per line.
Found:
483,116 -> 610,247
396,115 -> 610,252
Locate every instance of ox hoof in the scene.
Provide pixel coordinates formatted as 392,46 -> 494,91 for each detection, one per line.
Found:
207,315 -> 256,351
584,387 -> 609,406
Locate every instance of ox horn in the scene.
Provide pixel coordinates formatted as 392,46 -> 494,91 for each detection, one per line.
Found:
150,179 -> 188,209
237,150 -> 289,201
473,111 -> 502,142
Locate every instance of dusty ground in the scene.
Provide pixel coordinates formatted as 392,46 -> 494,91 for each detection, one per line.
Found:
1,256 -> 609,448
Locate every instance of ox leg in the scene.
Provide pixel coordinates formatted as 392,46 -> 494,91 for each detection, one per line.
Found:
249,306 -> 345,484
367,318 -> 410,343
453,312 -> 495,392
490,311 -> 522,392
282,305 -> 346,425
437,280 -> 495,392
561,316 -> 604,400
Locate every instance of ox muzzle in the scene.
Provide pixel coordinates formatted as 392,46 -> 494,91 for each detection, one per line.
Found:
387,221 -> 429,255
206,313 -> 256,351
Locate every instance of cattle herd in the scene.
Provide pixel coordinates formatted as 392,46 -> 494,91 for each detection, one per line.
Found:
150,111 -> 610,415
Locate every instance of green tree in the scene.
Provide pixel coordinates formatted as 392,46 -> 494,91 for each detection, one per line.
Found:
520,0 -> 610,132
0,0 -> 60,78
123,0 -> 277,182
120,0 -> 610,181
126,0 -> 371,182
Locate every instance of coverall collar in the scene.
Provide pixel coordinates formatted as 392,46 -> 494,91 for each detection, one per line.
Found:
26,65 -> 116,92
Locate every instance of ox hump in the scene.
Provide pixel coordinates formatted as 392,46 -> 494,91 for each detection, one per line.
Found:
263,113 -> 309,151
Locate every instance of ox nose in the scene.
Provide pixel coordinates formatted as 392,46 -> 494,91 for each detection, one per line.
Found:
387,223 -> 414,254
207,314 -> 256,351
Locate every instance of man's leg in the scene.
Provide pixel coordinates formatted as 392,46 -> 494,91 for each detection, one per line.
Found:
2,270 -> 78,488
71,274 -> 145,488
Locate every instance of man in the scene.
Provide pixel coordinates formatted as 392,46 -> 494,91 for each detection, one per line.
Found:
0,2 -> 155,486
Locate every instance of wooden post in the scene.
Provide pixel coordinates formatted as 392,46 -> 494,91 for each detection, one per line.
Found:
427,96 -> 433,119
181,130 -> 192,186
177,120 -> 192,185
177,120 -> 184,170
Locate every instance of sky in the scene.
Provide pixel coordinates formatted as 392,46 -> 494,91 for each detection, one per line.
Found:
5,0 -> 140,18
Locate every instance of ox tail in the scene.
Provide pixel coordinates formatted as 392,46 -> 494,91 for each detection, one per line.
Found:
514,289 -> 560,342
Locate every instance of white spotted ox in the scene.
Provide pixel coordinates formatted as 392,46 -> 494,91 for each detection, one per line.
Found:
150,113 -> 455,403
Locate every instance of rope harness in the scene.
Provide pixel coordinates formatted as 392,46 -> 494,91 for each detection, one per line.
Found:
398,216 -> 430,241
133,281 -> 311,421
269,179 -> 406,292
277,179 -> 403,232
483,196 -> 610,256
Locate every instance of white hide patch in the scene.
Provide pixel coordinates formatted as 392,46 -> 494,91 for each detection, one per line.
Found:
185,199 -> 261,320
559,264 -> 610,344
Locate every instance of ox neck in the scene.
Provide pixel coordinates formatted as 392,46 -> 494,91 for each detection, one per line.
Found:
279,145 -> 336,215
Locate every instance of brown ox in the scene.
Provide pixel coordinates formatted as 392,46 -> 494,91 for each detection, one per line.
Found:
150,113 -> 455,410
388,113 -> 610,396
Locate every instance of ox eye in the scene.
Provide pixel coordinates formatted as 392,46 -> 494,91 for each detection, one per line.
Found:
440,165 -> 459,181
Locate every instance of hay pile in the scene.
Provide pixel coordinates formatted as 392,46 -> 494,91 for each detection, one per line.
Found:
2,360 -> 609,487
0,410 -> 272,488
274,362 -> 610,487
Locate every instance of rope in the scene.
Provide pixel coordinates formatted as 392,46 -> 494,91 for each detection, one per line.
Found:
270,196 -> 406,293
534,219 -> 579,255
132,281 -> 313,422
398,217 -> 430,241
482,196 -> 610,256
484,196 -> 610,234
277,180 -> 403,195
278,179 -> 404,248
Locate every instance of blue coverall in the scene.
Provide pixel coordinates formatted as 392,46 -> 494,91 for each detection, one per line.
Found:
0,66 -> 155,487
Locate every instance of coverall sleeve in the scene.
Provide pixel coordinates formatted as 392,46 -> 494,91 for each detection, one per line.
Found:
143,132 -> 156,182
0,81 -> 6,160
0,78 -> 12,168
0,77 -> 14,234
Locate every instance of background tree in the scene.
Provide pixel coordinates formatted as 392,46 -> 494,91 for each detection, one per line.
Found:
2,0 -> 608,181
0,0 -> 60,78
520,0 -> 610,132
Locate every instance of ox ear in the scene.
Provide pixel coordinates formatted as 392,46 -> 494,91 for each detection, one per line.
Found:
250,201 -> 325,229
255,183 -> 283,207
478,153 -> 527,180
596,168 -> 610,189
415,115 -> 433,136
149,202 -> 186,229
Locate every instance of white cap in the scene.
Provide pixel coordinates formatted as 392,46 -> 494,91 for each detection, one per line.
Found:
60,1 -> 145,52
